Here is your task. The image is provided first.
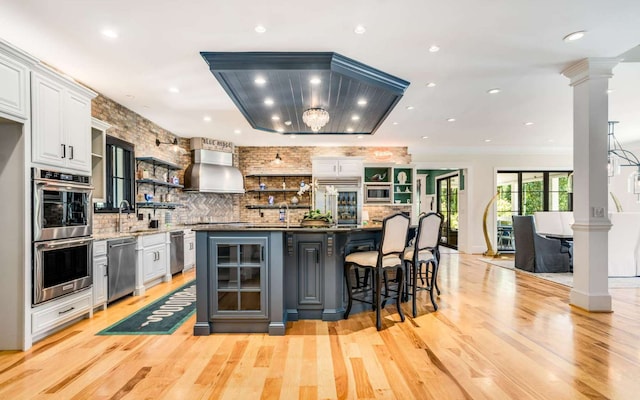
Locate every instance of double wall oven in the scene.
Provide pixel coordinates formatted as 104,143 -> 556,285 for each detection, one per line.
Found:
32,168 -> 93,305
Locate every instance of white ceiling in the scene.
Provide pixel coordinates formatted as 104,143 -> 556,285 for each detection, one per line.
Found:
2,0 -> 640,156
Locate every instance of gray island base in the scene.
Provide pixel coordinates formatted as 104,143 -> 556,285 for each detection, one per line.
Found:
192,224 -> 382,336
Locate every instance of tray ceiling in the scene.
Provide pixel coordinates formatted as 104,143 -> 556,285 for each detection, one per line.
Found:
200,52 -> 410,135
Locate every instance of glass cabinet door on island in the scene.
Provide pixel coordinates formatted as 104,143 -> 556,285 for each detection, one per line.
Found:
211,237 -> 268,317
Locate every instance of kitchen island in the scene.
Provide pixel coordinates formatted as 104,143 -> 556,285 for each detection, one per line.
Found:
192,224 -> 382,336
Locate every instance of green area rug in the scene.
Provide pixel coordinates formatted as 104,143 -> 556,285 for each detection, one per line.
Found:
98,280 -> 196,335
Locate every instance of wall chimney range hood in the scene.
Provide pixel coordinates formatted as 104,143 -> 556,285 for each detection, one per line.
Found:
184,149 -> 245,194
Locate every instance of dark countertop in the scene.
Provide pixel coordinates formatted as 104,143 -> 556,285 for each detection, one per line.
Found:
191,222 -> 382,233
93,225 -> 194,241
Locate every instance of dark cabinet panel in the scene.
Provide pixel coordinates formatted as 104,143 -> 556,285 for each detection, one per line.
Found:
297,242 -> 322,307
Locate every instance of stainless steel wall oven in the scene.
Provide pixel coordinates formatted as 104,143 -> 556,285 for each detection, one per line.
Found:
32,168 -> 94,305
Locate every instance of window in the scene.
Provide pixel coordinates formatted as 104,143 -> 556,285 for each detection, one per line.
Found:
496,170 -> 572,251
94,136 -> 135,213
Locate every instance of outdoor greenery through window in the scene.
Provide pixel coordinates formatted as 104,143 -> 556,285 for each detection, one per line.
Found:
496,171 -> 572,251
95,135 -> 135,213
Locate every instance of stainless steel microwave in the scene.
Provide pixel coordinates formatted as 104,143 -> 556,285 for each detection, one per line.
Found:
364,184 -> 391,203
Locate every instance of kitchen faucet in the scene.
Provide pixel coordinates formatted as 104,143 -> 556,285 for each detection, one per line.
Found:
118,200 -> 131,233
278,202 -> 290,229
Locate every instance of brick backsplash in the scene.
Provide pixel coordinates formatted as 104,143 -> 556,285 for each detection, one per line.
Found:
91,94 -> 410,231
91,95 -> 239,235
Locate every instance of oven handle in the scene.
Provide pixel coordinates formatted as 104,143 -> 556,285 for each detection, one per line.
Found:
36,238 -> 93,250
34,180 -> 94,192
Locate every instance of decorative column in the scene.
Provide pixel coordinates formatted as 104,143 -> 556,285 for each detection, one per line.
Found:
562,58 -> 618,311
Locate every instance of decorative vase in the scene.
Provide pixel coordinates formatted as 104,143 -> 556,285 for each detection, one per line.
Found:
291,196 -> 299,204
398,171 -> 407,185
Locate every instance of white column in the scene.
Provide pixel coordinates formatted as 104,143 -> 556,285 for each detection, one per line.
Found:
562,58 -> 618,312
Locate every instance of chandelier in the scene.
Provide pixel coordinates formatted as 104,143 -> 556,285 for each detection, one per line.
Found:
302,108 -> 330,132
607,121 -> 640,201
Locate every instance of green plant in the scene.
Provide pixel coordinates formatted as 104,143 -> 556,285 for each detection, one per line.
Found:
302,209 -> 333,223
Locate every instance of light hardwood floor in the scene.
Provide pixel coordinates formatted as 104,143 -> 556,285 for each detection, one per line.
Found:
2,253 -> 640,399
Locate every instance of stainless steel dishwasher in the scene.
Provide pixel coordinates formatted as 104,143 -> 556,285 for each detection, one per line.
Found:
170,231 -> 184,275
107,237 -> 136,303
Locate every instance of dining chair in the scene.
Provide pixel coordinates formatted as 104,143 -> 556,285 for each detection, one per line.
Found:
512,215 -> 571,273
403,212 -> 443,317
343,212 -> 410,330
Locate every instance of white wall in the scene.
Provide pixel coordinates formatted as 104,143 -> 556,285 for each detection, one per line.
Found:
608,145 -> 640,213
411,150 -> 572,254
0,120 -> 26,350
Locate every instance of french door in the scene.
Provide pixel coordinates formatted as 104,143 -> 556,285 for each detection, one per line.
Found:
437,174 -> 459,249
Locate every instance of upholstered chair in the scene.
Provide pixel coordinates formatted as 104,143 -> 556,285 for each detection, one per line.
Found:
403,212 -> 443,317
343,213 -> 410,330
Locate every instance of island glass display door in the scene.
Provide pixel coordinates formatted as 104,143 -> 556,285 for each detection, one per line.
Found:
212,237 -> 267,318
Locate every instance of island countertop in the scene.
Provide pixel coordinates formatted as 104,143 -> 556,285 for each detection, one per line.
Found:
190,222 -> 382,232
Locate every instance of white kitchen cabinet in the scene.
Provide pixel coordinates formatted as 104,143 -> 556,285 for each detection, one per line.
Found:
91,118 -> 110,203
137,233 -> 169,293
31,67 -> 96,173
92,240 -> 108,311
31,288 -> 92,341
312,157 -> 363,178
184,230 -> 195,271
0,48 -> 30,120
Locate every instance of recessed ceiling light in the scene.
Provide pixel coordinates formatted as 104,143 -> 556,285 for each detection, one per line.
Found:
254,77 -> 266,85
447,118 -> 456,122
203,116 -> 212,122
351,115 -> 360,121
392,122 -> 399,125
347,128 -> 354,132
255,25 -> 267,34
284,120 -> 292,126
357,135 -> 363,139
101,29 -> 118,39
354,25 -> 366,34
422,136 -> 429,139
271,115 -> 280,121
264,98 -> 274,106
310,77 -> 321,85
524,122 -> 534,126
607,89 -> 614,94
429,45 -> 440,53
563,30 -> 586,42
168,87 -> 179,94
406,106 -> 415,110
484,139 -> 492,142
426,82 -> 436,88
487,88 -> 501,94
276,128 -> 284,133
357,99 -> 367,106
234,129 -> 241,135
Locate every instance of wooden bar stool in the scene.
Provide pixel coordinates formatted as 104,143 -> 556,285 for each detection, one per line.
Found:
344,213 -> 410,330
403,212 -> 443,317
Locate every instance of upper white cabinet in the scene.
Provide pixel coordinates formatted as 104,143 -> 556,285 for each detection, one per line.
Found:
0,50 -> 29,120
31,67 -> 96,173
91,118 -> 110,203
312,157 -> 363,178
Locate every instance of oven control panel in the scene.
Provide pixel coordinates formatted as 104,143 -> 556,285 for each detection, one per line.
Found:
33,168 -> 91,185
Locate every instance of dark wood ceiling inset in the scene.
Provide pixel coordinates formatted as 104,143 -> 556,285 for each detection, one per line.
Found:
200,52 -> 410,135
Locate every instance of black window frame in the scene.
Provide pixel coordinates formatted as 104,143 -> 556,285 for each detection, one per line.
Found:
94,135 -> 135,213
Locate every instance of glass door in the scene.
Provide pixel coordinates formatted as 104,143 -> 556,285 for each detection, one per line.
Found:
336,190 -> 358,226
437,174 -> 459,249
213,238 -> 267,316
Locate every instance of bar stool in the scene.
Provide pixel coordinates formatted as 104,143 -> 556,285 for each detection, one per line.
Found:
403,212 -> 443,317
344,213 -> 410,330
